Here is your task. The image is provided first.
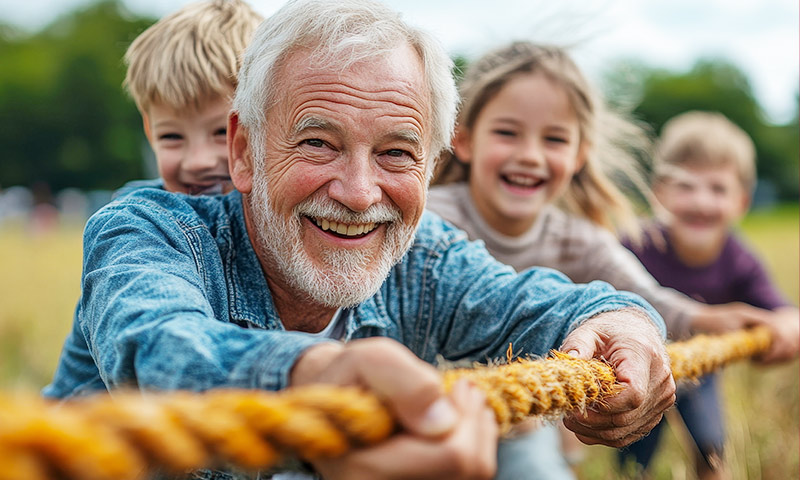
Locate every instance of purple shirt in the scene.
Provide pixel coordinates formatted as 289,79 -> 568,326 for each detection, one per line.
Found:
624,226 -> 787,310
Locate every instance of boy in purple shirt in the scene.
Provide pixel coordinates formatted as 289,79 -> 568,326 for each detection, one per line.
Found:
621,111 -> 799,479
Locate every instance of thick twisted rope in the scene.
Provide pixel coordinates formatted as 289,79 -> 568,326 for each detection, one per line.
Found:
0,326 -> 772,480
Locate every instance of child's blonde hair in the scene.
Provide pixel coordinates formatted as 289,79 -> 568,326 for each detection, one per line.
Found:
434,41 -> 653,237
124,0 -> 263,113
655,111 -> 756,191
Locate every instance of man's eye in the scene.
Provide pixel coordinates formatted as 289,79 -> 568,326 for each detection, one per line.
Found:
386,149 -> 409,158
214,127 -> 227,137
302,139 -> 325,148
379,149 -> 416,169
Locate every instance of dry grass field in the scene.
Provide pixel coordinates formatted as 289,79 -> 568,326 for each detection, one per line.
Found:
0,205 -> 797,479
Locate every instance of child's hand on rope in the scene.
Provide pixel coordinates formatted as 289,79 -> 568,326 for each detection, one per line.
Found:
689,303 -> 798,364
291,338 -> 498,479
558,308 -> 676,448
756,306 -> 800,364
689,301 -> 772,335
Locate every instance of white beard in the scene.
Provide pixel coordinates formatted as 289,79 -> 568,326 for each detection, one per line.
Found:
248,138 -> 417,308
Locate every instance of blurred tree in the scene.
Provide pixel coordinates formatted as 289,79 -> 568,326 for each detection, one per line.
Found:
603,59 -> 799,201
452,54 -> 469,85
0,0 -> 154,193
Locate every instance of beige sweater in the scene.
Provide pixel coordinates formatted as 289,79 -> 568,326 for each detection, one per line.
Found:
426,183 -> 695,339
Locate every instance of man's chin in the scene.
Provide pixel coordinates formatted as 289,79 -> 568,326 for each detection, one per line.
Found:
300,268 -> 387,308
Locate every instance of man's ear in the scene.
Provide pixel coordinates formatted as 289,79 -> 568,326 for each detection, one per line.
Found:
452,126 -> 473,163
228,112 -> 254,194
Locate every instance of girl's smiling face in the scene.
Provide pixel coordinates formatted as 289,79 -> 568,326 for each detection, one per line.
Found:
455,71 -> 585,236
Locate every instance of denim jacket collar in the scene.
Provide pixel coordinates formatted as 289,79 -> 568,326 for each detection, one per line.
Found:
216,193 -> 277,330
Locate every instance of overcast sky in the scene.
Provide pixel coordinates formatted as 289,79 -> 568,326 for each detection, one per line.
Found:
2,0 -> 798,124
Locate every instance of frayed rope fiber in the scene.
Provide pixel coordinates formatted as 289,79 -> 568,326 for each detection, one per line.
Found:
0,326 -> 772,480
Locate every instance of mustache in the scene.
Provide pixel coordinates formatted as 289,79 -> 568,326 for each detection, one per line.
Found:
294,193 -> 402,225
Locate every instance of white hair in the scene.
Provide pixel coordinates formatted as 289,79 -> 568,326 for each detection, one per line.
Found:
233,0 -> 458,160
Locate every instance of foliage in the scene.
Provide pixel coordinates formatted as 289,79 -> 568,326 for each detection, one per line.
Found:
1,1 -> 797,203
604,59 -> 800,201
0,0 -> 154,193
452,54 -> 469,84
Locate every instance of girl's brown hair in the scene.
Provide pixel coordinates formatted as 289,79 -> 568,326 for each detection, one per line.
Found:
434,41 -> 653,238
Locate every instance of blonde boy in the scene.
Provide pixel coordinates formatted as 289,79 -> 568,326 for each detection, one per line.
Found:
43,0 -> 262,402
622,111 -> 798,479
653,111 -> 756,264
124,0 -> 262,194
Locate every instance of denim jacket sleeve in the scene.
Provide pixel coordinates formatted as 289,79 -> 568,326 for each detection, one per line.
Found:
398,212 -> 666,364
78,194 -> 330,393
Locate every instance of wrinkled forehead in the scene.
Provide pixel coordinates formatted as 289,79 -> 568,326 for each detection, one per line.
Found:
271,43 -> 433,136
277,43 -> 428,97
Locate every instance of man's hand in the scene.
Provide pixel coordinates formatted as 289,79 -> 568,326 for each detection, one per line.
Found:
559,308 -> 676,448
290,338 -> 498,479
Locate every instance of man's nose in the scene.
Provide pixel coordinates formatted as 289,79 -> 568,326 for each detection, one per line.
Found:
327,154 -> 382,212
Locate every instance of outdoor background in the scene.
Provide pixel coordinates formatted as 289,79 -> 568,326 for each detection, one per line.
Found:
0,1 -> 797,479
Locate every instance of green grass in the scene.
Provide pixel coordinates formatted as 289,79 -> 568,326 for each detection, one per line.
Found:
0,205 -> 797,478
740,204 -> 799,305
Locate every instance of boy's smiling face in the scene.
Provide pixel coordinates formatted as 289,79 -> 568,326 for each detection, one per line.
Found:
655,163 -> 750,256
143,94 -> 233,195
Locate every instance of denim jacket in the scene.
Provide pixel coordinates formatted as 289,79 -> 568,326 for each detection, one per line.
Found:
44,187 -> 664,479
46,186 -> 664,398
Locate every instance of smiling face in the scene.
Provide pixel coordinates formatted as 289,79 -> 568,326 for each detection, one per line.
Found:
454,72 -> 585,236
229,43 -> 431,312
655,163 -> 750,261
144,94 -> 233,195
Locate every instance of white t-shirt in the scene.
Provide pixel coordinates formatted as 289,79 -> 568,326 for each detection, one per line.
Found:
271,309 -> 347,479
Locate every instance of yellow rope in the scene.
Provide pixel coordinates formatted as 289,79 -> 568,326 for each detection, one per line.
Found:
668,325 -> 771,381
0,326 -> 772,480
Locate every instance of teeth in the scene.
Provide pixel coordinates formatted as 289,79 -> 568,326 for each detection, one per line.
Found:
313,218 -> 378,237
505,174 -> 540,187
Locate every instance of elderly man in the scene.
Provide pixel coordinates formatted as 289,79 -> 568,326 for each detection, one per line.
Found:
46,0 -> 675,478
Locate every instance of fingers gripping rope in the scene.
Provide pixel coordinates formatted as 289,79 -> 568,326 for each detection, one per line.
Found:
0,326 -> 772,480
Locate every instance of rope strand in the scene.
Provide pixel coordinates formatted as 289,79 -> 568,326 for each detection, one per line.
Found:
0,326 -> 773,480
